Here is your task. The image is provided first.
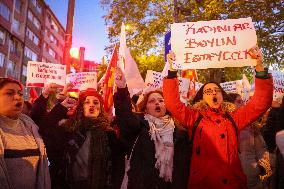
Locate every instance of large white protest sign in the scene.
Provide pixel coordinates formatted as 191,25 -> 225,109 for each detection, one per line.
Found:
26,61 -> 66,87
171,17 -> 257,69
66,72 -> 97,91
270,70 -> 284,101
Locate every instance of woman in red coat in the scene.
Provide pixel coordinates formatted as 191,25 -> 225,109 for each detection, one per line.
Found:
163,46 -> 273,189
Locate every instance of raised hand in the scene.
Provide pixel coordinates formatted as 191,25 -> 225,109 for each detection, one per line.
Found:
114,67 -> 126,88
166,50 -> 176,71
61,97 -> 77,109
248,45 -> 264,72
42,83 -> 60,98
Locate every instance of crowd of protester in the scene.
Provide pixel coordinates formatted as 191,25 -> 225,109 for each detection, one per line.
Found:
0,45 -> 283,189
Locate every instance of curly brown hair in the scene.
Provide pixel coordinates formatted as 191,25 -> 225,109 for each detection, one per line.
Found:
137,90 -> 164,112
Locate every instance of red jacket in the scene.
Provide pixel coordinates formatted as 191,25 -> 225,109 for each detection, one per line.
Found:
163,77 -> 273,189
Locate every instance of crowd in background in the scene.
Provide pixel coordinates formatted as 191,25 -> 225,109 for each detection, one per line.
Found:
0,46 -> 283,189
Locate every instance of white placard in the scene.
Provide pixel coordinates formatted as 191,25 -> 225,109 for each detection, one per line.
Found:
220,80 -> 243,94
171,17 -> 257,69
270,70 -> 284,101
144,70 -> 190,96
26,61 -> 66,87
66,72 -> 97,91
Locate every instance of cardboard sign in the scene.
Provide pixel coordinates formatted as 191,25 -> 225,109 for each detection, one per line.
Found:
144,70 -> 190,97
220,80 -> 243,94
26,61 -> 66,87
171,17 -> 257,69
270,70 -> 284,101
66,72 -> 97,91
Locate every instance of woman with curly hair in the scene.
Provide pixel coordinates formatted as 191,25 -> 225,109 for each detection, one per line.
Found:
114,68 -> 191,189
36,89 -> 124,189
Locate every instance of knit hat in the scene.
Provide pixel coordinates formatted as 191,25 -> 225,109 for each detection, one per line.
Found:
79,88 -> 103,105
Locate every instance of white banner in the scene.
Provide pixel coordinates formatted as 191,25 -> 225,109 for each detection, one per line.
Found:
144,70 -> 190,97
66,72 -> 97,91
26,61 -> 66,87
270,70 -> 284,101
171,17 -> 257,69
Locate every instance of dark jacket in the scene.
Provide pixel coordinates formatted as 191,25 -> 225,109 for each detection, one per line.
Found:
31,95 -> 125,189
114,87 -> 190,189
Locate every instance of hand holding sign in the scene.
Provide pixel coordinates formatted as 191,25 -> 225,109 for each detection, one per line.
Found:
248,45 -> 264,72
61,97 -> 77,109
42,83 -> 61,98
166,50 -> 177,71
62,82 -> 74,94
115,67 -> 126,88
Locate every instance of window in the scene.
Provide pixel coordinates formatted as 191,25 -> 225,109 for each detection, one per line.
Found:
51,20 -> 59,33
27,10 -> 41,30
0,29 -> 5,45
15,0 -> 22,13
48,47 -> 56,58
26,27 -> 39,46
9,39 -> 20,57
12,18 -> 20,34
0,2 -> 10,21
22,65 -> 27,76
24,47 -> 38,61
50,34 -> 58,45
0,52 -> 5,67
7,60 -> 16,76
32,0 -> 42,14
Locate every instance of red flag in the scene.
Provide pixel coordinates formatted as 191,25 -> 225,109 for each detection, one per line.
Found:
29,87 -> 39,104
182,69 -> 198,98
103,45 -> 119,113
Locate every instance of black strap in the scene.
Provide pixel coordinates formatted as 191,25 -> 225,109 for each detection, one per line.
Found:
224,112 -> 239,142
190,114 -> 203,144
4,149 -> 40,158
191,113 -> 238,143
190,112 -> 240,156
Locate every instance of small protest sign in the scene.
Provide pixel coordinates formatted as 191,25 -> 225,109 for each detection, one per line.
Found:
26,61 -> 66,87
66,72 -> 97,91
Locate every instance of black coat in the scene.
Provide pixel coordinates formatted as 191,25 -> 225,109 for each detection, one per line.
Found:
31,95 -> 125,189
114,87 -> 190,189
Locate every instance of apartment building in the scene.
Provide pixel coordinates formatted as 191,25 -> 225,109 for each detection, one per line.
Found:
0,0 -> 65,85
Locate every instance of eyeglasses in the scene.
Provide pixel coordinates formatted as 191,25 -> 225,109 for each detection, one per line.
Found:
203,88 -> 221,95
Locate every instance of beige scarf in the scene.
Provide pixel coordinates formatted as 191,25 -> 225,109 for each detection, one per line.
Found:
144,114 -> 175,182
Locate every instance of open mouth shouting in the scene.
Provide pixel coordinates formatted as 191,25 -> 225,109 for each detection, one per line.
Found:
15,102 -> 23,109
89,107 -> 95,113
155,106 -> 161,112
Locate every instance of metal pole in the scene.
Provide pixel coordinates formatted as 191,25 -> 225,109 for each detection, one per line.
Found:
79,47 -> 85,72
63,0 -> 75,73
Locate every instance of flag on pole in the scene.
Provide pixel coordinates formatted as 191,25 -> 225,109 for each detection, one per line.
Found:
119,22 -> 145,96
182,69 -> 198,98
103,45 -> 118,113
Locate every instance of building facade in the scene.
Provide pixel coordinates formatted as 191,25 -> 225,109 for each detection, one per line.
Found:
0,0 -> 65,85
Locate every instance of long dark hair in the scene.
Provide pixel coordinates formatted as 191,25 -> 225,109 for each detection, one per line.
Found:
65,94 -> 112,132
192,82 -> 230,104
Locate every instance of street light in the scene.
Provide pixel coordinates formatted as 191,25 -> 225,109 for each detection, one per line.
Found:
70,47 -> 79,59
